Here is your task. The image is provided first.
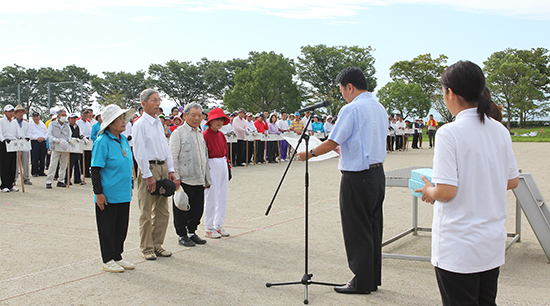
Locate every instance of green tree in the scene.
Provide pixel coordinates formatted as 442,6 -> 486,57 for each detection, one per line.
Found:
148,60 -> 209,107
484,48 -> 550,129
92,71 -> 149,110
0,65 -> 42,111
224,51 -> 301,113
377,81 -> 431,119
296,45 -> 377,115
389,54 -> 450,122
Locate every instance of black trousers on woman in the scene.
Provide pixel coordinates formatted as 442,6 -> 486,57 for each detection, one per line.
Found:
435,266 -> 499,306
0,141 -> 17,189
173,183 -> 204,236
340,166 -> 385,291
95,202 -> 130,263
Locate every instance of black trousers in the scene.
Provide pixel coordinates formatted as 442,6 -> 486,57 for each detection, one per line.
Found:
412,132 -> 419,148
428,130 -> 436,147
235,140 -> 245,165
395,135 -> 403,150
268,140 -> 278,162
0,141 -> 17,189
83,150 -> 91,177
255,141 -> 265,163
247,141 -> 254,163
173,183 -> 204,236
31,140 -> 47,175
340,167 -> 385,291
435,266 -> 500,306
68,153 -> 83,183
95,202 -> 130,263
386,135 -> 394,152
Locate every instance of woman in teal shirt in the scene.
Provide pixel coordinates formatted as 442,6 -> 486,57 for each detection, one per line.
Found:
91,105 -> 134,273
311,115 -> 324,134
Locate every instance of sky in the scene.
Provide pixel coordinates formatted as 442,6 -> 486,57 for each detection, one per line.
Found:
1,0 -> 549,115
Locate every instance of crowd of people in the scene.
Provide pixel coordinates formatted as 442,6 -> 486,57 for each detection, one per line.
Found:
0,63 -> 516,305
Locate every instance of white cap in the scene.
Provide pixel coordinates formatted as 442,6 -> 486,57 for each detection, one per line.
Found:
3,104 -> 14,112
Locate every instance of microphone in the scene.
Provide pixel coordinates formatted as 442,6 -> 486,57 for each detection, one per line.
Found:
297,100 -> 331,113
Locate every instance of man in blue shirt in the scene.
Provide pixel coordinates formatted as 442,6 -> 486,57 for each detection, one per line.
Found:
299,67 -> 388,295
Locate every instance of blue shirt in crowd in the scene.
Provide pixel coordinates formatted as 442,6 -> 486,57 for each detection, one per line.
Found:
311,121 -> 324,133
91,130 -> 133,204
329,92 -> 388,171
91,121 -> 101,141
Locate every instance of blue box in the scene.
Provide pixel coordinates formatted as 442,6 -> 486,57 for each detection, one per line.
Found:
409,168 -> 433,198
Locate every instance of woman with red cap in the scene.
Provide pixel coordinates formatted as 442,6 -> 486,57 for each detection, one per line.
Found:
202,108 -> 231,239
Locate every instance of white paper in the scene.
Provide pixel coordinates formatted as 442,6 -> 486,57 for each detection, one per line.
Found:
6,139 -> 31,152
283,134 -> 338,162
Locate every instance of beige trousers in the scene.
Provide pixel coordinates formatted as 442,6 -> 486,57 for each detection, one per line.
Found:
137,163 -> 170,254
45,151 -> 68,184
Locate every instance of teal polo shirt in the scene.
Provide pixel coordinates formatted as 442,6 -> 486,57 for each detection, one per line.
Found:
91,130 -> 133,204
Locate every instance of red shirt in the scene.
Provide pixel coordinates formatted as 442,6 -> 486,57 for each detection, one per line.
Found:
203,128 -> 227,159
254,119 -> 268,133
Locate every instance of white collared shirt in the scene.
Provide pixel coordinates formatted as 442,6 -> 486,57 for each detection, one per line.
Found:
16,118 -> 30,138
133,112 -> 175,178
302,116 -> 313,131
431,108 -> 519,274
277,119 -> 289,131
122,122 -> 132,137
76,119 -> 91,138
246,120 -> 257,132
29,120 -> 48,140
0,117 -> 21,141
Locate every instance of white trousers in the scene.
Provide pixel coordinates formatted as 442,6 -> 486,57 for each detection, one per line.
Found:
46,151 -> 68,184
204,158 -> 229,230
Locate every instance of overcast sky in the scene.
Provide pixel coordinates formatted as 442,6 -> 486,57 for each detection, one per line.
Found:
1,0 -> 548,115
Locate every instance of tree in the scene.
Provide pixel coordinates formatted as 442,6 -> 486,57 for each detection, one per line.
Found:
0,65 -> 42,112
46,65 -> 95,113
92,71 -> 149,110
389,54 -> 451,122
148,60 -> 209,107
484,48 -> 550,129
297,45 -> 377,115
377,81 -> 431,119
223,51 -> 301,113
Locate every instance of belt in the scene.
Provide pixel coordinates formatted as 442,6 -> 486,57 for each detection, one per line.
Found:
341,163 -> 383,174
149,160 -> 165,165
369,163 -> 383,169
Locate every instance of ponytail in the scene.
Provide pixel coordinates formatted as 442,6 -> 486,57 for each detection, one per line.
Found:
477,93 -> 491,124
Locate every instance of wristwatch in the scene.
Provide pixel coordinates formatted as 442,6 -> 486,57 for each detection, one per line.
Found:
309,149 -> 316,157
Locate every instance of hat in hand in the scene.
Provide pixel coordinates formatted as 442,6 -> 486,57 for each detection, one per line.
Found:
173,189 -> 190,211
150,179 -> 176,197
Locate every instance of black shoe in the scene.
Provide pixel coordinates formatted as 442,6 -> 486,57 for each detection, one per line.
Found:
334,283 -> 371,295
178,236 -> 195,247
189,234 -> 207,245
69,182 -> 73,185
32,174 -> 39,177
85,174 -> 91,178
39,173 -> 47,176
74,180 -> 82,184
56,182 -> 67,188
46,183 -> 52,189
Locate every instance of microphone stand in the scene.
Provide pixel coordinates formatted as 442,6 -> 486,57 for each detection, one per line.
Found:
265,111 -> 342,305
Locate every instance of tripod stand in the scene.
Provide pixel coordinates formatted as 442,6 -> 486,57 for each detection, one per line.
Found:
265,113 -> 342,304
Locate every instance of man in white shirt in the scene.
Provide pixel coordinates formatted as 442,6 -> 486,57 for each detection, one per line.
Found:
302,111 -> 313,135
395,115 -> 406,151
0,104 -> 22,192
245,112 -> 257,164
29,112 -> 48,177
232,109 -> 247,166
77,108 -> 92,178
324,116 -> 334,137
133,88 -> 177,260
276,112 -> 290,161
14,105 -> 32,185
46,109 -> 71,189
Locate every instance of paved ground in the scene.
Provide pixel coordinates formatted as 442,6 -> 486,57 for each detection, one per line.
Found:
1,142 -> 549,305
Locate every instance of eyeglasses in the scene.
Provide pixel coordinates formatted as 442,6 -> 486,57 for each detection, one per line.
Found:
148,98 -> 162,103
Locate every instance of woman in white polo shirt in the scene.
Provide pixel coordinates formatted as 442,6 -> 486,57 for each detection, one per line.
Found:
416,60 -> 519,306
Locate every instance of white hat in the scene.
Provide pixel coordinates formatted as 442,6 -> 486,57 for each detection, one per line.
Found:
59,139 -> 69,151
173,189 -> 190,211
49,109 -> 57,115
3,104 -> 14,112
99,105 -> 134,135
68,113 -> 78,118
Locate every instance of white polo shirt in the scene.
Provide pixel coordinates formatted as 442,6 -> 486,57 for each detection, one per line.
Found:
431,108 -> 519,274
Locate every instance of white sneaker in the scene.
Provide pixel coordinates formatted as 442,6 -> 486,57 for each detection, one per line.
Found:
216,227 -> 230,237
116,259 -> 135,270
205,229 -> 221,238
2,188 -> 9,193
102,260 -> 124,273
10,187 -> 19,192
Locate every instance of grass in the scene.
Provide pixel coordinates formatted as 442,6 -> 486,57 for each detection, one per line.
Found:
510,127 -> 550,142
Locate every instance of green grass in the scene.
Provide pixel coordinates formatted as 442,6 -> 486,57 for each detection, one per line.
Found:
510,127 -> 550,142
